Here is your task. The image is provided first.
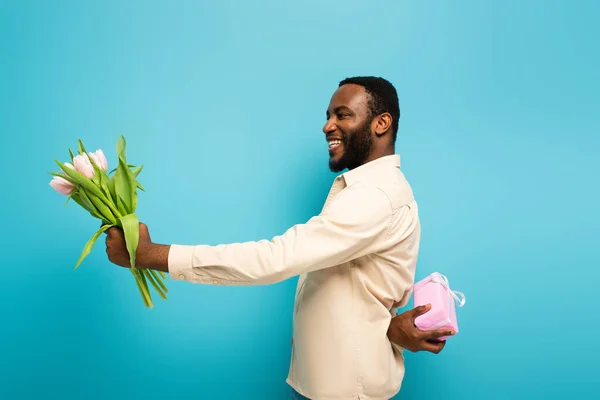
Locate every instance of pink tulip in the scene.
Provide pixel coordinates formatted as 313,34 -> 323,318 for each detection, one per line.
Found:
88,149 -> 108,172
50,176 -> 75,196
73,153 -> 95,178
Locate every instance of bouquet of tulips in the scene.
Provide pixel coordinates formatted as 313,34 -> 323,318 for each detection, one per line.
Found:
48,136 -> 168,309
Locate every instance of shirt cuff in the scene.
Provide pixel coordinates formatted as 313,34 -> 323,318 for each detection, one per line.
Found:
167,244 -> 196,281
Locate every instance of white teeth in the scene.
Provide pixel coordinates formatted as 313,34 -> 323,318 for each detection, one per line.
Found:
328,140 -> 342,147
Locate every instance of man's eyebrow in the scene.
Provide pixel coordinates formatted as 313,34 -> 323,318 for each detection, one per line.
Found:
326,105 -> 353,118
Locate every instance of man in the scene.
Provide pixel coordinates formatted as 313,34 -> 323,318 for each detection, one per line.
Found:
105,76 -> 454,399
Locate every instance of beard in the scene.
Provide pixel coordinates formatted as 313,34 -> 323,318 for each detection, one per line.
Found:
329,118 -> 373,173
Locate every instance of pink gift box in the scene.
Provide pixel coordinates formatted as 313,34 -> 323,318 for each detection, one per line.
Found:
413,272 -> 466,341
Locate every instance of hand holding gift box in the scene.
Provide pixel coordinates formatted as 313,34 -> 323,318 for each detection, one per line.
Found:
413,272 -> 466,341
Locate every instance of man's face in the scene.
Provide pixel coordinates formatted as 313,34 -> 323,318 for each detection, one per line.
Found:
324,84 -> 374,173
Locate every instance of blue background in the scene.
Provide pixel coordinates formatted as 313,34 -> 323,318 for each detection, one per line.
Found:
1,1 -> 598,399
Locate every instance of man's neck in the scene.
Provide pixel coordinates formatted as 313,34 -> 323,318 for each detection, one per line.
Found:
357,148 -> 395,168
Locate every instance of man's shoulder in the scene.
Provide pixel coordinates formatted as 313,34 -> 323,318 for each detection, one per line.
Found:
335,182 -> 394,212
344,173 -> 415,210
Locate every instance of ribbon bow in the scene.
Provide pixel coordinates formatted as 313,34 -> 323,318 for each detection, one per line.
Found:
431,273 -> 466,307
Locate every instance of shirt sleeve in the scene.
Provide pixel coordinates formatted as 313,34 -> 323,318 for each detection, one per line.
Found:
167,183 -> 394,286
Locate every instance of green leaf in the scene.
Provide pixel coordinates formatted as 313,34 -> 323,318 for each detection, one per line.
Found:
64,192 -> 74,207
73,224 -> 113,270
76,189 -> 102,218
69,193 -> 96,218
69,148 -> 75,161
107,175 -> 118,204
118,136 -> 138,211
124,160 -> 138,211
116,194 -> 128,217
119,213 -> 139,269
114,136 -> 139,213
108,164 -> 136,176
76,187 -> 115,224
132,165 -> 145,192
116,135 -> 126,159
102,180 -> 112,199
115,157 -> 133,212
114,160 -> 132,213
70,193 -> 85,207
86,191 -> 117,225
132,165 -> 143,177
77,139 -> 87,155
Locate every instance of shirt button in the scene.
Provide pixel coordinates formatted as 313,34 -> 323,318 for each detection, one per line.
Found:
178,274 -> 185,280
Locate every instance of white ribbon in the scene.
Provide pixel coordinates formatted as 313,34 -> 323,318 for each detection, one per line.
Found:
431,273 -> 466,307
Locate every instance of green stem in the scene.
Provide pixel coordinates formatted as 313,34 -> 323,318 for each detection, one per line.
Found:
144,269 -> 167,299
149,269 -> 168,293
131,269 -> 153,308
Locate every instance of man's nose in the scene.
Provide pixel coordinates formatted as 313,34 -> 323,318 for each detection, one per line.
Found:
323,120 -> 336,134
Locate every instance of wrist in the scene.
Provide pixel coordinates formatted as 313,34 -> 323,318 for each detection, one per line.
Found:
387,317 -> 401,343
387,316 -> 410,348
139,242 -> 171,272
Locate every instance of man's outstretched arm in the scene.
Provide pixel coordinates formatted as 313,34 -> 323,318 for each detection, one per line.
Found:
105,183 -> 395,286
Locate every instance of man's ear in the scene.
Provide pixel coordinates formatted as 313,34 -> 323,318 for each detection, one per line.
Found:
374,113 -> 393,136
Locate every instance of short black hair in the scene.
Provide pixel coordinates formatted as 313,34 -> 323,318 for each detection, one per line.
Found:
338,76 -> 400,143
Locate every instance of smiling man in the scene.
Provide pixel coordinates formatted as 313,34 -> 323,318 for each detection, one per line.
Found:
105,76 -> 453,400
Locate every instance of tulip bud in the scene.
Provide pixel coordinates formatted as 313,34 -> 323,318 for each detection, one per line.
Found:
73,153 -> 95,179
50,176 -> 76,196
88,149 -> 108,172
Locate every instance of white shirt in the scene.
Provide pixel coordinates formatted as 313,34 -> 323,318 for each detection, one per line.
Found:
168,154 -> 421,399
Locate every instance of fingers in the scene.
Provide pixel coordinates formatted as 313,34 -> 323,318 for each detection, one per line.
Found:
102,222 -> 146,238
421,339 -> 446,354
139,222 -> 151,240
425,328 -> 455,341
105,226 -> 119,237
104,227 -> 124,246
410,304 -> 432,321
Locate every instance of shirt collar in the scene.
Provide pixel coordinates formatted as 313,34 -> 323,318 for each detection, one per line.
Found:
339,154 -> 401,186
